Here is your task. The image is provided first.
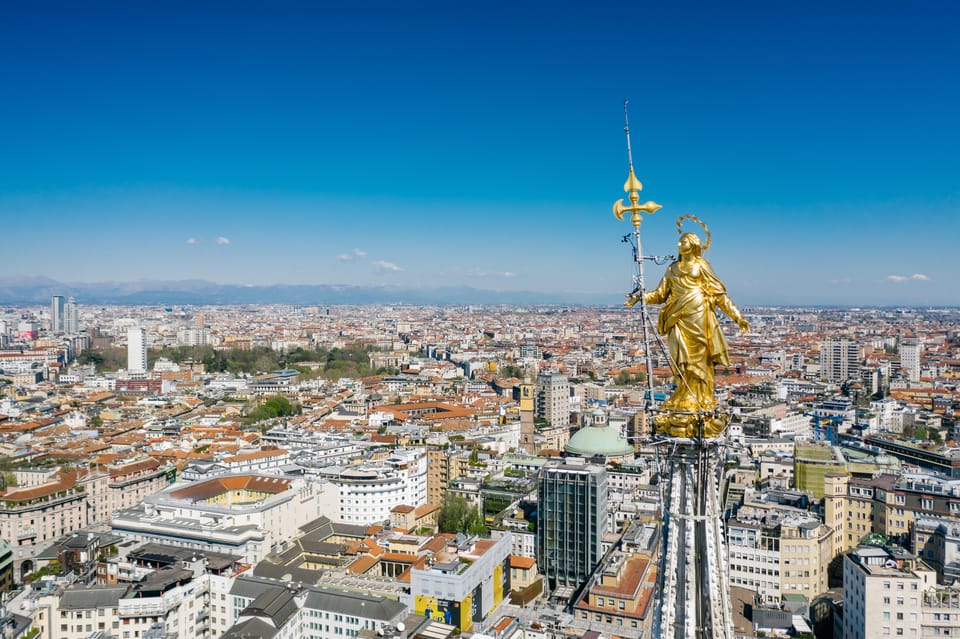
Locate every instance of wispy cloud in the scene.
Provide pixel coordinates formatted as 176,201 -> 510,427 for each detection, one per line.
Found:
337,248 -> 368,261
468,268 -> 518,279
887,273 -> 930,283
185,237 -> 198,245
373,260 -> 403,272
215,236 -> 230,245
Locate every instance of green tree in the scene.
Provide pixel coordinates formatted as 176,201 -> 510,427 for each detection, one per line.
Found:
244,394 -> 300,424
499,365 -> 525,379
78,348 -> 126,372
438,494 -> 487,536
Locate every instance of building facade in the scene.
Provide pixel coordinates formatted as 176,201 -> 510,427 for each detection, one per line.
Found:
127,326 -> 147,374
820,338 -> 861,384
841,545 -> 936,639
537,459 -> 607,593
536,373 -> 570,428
50,295 -> 64,333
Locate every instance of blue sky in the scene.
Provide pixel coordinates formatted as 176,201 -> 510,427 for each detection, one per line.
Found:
1,1 -> 957,305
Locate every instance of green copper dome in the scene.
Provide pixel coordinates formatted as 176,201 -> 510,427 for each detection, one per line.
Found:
564,423 -> 634,458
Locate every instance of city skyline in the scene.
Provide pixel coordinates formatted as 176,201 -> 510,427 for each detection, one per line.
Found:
1,2 -> 958,306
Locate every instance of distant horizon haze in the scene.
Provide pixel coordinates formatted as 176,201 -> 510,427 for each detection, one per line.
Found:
0,275 -> 954,309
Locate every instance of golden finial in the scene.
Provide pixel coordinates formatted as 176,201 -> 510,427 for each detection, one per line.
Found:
613,101 -> 662,229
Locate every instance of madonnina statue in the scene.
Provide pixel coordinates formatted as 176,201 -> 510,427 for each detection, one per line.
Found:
626,228 -> 749,438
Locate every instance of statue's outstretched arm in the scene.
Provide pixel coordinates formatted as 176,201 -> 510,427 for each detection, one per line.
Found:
644,272 -> 670,306
717,294 -> 750,333
625,270 -> 670,308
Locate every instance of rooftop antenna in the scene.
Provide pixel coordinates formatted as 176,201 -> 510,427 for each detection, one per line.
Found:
613,100 -> 666,418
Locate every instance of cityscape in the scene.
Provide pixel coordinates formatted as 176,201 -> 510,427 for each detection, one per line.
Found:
1,286 -> 959,639
2,3 -> 960,639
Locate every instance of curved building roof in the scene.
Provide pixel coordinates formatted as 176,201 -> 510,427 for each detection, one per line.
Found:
564,423 -> 633,458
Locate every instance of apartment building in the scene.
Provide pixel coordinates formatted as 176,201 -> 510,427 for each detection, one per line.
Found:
825,472 -> 960,571
728,509 -> 832,605
224,574 -> 407,639
316,448 -> 428,525
841,545 -> 936,639
536,373 -> 570,427
26,545 -> 247,639
0,475 -> 87,583
820,338 -> 861,384
913,514 -> 960,584
426,446 -> 466,507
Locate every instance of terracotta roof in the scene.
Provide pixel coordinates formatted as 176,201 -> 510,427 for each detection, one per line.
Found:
510,555 -> 536,569
169,475 -> 291,502
109,458 -> 161,477
413,503 -> 439,518
346,554 -> 379,575
1,476 -> 76,501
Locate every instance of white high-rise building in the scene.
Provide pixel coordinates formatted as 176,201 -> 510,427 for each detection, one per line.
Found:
900,337 -> 921,383
536,373 -> 570,427
820,338 -> 861,384
64,296 -> 79,334
127,326 -> 147,374
177,326 -> 209,346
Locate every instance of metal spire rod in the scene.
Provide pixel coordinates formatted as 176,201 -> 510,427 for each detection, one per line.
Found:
618,100 -> 659,417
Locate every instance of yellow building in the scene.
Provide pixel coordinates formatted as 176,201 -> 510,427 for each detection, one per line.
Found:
824,473 -> 874,555
427,446 -> 471,507
778,516 -> 833,598
508,555 -> 539,591
390,503 -> 439,534
794,442 -> 846,499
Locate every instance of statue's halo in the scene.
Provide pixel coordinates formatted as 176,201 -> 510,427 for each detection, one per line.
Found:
676,214 -> 712,250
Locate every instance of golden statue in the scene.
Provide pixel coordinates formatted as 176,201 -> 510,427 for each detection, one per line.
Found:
626,222 -> 749,438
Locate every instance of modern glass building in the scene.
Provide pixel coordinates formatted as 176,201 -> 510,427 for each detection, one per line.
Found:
537,459 -> 608,593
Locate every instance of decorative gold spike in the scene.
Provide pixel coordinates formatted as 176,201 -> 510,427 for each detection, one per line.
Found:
624,168 -> 643,193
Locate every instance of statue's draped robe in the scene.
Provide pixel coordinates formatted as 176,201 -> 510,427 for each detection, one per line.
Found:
646,256 -> 742,414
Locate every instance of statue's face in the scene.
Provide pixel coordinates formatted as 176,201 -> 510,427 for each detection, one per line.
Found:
678,233 -> 701,256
